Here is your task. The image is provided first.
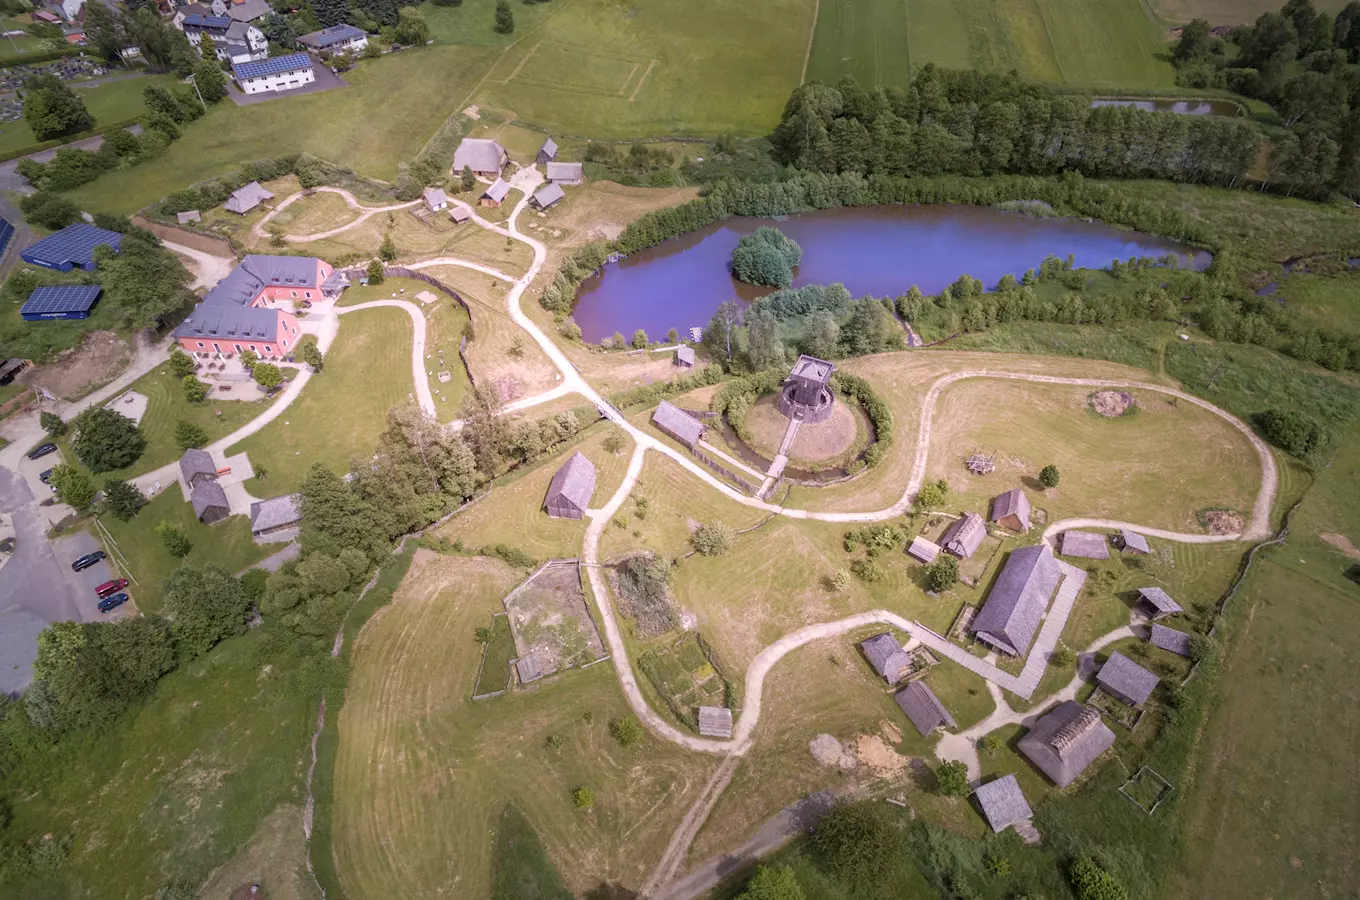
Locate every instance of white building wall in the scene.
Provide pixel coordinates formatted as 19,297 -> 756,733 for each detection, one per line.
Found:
238,65 -> 316,95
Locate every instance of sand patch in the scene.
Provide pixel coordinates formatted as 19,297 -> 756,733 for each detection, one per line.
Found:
1319,532 -> 1360,560
19,331 -> 131,401
851,734 -> 909,778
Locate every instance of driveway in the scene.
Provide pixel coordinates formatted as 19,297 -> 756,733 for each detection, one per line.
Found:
226,63 -> 347,106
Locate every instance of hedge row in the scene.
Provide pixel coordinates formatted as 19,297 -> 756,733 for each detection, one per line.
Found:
831,372 -> 892,467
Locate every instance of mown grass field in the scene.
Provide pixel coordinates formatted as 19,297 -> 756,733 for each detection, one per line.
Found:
0,74 -> 182,156
68,46 -> 500,215
99,488 -> 274,613
228,305 -> 414,494
1,628 -> 316,900
331,551 -> 717,899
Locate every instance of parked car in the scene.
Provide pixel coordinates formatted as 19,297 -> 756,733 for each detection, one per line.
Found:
27,443 -> 57,460
97,593 -> 128,613
38,468 -> 53,484
71,550 -> 106,572
95,578 -> 128,599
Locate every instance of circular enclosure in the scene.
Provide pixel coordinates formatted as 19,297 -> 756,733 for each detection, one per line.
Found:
777,382 -> 836,424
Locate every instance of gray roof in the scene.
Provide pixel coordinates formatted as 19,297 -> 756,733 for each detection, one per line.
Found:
1097,651 -> 1159,706
907,535 -> 940,563
225,181 -> 273,214
449,207 -> 471,223
538,137 -> 557,159
516,650 -> 544,684
224,20 -> 253,40
453,138 -> 506,173
176,255 -> 326,343
790,354 -> 834,384
482,178 -> 510,203
179,2 -> 211,16
297,23 -> 366,46
544,451 -> 596,514
1137,586 -> 1182,617
652,400 -> 705,446
675,346 -> 696,365
546,161 -> 584,181
1120,529 -> 1151,553
176,210 -> 201,224
971,544 -> 1062,656
1060,530 -> 1109,559
423,186 -> 449,209
179,448 -> 216,484
859,632 -> 910,681
973,774 -> 1033,832
227,0 -> 270,20
1149,623 -> 1193,657
176,303 -> 279,342
531,182 -> 564,209
991,488 -> 1031,530
894,681 -> 956,736
249,493 -> 301,532
941,512 -> 987,559
697,706 -> 732,738
1017,700 -> 1116,787
191,479 -> 229,519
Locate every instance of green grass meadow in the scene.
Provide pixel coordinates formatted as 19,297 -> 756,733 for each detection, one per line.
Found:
0,74 -> 182,157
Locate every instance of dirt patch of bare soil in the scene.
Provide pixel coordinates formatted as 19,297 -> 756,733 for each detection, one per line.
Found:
1319,532 -> 1360,560
1203,510 -> 1244,535
19,331 -> 131,401
851,734 -> 908,778
809,734 -> 857,771
1089,390 -> 1134,417
504,561 -> 606,677
791,400 -> 860,462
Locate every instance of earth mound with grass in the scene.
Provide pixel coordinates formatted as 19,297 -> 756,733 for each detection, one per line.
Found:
1203,509 -> 1244,534
1090,390 -> 1135,417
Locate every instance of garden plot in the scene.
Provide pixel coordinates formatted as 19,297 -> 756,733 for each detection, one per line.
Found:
917,513 -> 1008,586
503,560 -> 606,684
637,632 -> 731,731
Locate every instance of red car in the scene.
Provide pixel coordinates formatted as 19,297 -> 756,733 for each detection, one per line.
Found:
95,578 -> 129,599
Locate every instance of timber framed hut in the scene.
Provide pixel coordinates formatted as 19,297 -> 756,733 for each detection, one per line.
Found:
1096,651 -> 1160,707
1116,529 -> 1151,554
651,400 -> 706,450
1135,586 -> 1182,619
970,544 -> 1062,656
697,706 -> 733,738
990,488 -> 1031,532
973,774 -> 1033,833
1149,623 -> 1193,657
859,632 -> 913,683
895,681 -> 956,736
179,448 -> 218,489
543,451 -> 596,520
940,512 -> 987,559
907,535 -> 941,564
1060,530 -> 1110,560
1017,700 -> 1116,787
191,480 -> 230,525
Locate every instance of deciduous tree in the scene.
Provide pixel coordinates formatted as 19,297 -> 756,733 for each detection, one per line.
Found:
155,521 -> 192,557
51,465 -> 96,509
39,411 -> 66,436
1039,464 -> 1060,487
737,866 -> 804,900
252,362 -> 284,390
182,374 -> 208,403
493,0 -> 514,33
22,74 -> 94,141
71,407 -> 145,473
161,564 -> 250,659
935,759 -> 970,796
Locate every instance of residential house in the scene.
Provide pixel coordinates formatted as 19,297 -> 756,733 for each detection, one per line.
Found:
907,535 -> 940,564
232,52 -> 315,95
1017,700 -> 1116,787
674,346 -> 696,368
651,400 -> 705,449
226,0 -> 270,22
530,182 -> 564,210
182,14 -> 267,63
990,487 -> 1031,532
1135,586 -> 1182,620
970,543 -> 1062,656
1060,530 -> 1109,559
297,23 -> 368,53
225,181 -> 273,214
173,2 -> 212,28
20,223 -> 121,272
697,706 -> 733,738
973,775 -> 1033,833
1096,651 -> 1159,707
423,186 -> 449,212
940,512 -> 987,559
543,451 -> 596,520
536,136 -> 557,165
452,138 -> 507,178
895,681 -> 956,736
480,178 -> 510,208
1148,623 -> 1193,657
545,161 -> 584,185
175,255 -> 345,359
859,632 -> 912,683
249,493 -> 302,536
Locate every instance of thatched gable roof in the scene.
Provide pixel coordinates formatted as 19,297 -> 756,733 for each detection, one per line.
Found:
991,488 -> 1031,530
1060,530 -> 1109,559
895,681 -> 956,736
1137,586 -> 1182,618
1017,700 -> 1115,787
941,512 -> 987,559
1149,623 -> 1193,657
1097,651 -> 1160,706
971,544 -> 1061,656
697,706 -> 733,738
973,774 -> 1033,832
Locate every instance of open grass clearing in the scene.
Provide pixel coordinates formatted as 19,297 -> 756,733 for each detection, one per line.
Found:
923,380 -> 1259,533
291,205 -> 534,274
68,46 -> 501,215
1034,0 -> 1175,88
1272,271 -> 1360,338
475,612 -> 517,695
227,305 -> 413,494
0,73 -> 181,156
98,488 -> 274,614
1146,0 -> 1350,27
264,190 -> 361,238
1,628 -> 316,899
332,550 -> 717,898
196,804 -> 320,900
806,0 -> 915,87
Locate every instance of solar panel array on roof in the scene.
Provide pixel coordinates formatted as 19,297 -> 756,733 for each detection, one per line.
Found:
233,52 -> 312,80
184,14 -> 231,28
299,23 -> 364,47
20,223 -> 123,272
20,284 -> 103,320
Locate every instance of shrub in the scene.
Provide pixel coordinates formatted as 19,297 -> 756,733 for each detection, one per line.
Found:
609,715 -> 643,746
70,407 -> 145,473
811,803 -> 898,885
50,465 -> 95,509
155,521 -> 192,557
935,759 -> 970,796
182,374 -> 208,403
174,419 -> 209,450
850,558 -> 886,583
545,733 -> 564,750
925,555 -> 958,592
1070,857 -> 1128,900
914,478 -> 949,510
239,568 -> 269,601
253,363 -> 284,390
1256,408 -> 1328,460
489,544 -> 535,568
978,734 -> 1002,755
101,479 -> 146,521
571,786 -> 593,808
1039,464 -> 1060,488
691,521 -> 735,556
39,411 -> 66,436
603,430 -> 626,454
737,865 -> 805,900
1051,646 -> 1076,667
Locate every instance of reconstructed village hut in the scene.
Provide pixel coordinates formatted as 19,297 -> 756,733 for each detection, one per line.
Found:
1117,528 -> 1151,554
651,400 -> 706,450
531,182 -> 565,210
674,346 -> 696,368
895,681 -> 956,736
543,451 -> 596,520
698,706 -> 733,738
179,448 -> 218,489
973,774 -> 1033,833
1149,623 -> 1193,657
546,161 -> 585,185
941,512 -> 987,559
249,493 -> 301,537
536,136 -> 557,165
225,181 -> 273,214
1017,700 -> 1116,787
1060,530 -> 1109,560
990,488 -> 1031,532
1135,586 -> 1182,619
480,178 -> 511,208
1096,651 -> 1160,707
423,187 -> 449,212
452,138 -> 507,177
971,544 -> 1062,656
907,535 -> 941,564
191,481 -> 230,525
859,632 -> 912,683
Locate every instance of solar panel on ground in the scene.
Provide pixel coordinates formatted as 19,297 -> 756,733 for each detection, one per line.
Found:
233,52 -> 311,80
0,217 -> 14,258
20,284 -> 103,320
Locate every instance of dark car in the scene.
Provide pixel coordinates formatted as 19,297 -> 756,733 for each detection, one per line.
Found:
97,593 -> 128,613
95,578 -> 129,599
39,468 -> 54,484
71,550 -> 106,572
27,443 -> 57,460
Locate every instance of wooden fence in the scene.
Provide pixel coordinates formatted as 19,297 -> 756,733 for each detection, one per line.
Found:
132,216 -> 235,258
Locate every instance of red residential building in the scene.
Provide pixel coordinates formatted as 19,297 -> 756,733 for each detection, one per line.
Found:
175,255 -> 347,358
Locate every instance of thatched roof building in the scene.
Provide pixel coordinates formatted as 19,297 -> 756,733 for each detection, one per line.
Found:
1118,529 -> 1151,554
698,706 -> 733,738
941,512 -> 987,559
544,451 -> 596,520
1097,651 -> 1160,707
191,480 -> 230,525
991,488 -> 1031,532
652,400 -> 706,449
179,448 -> 217,488
859,632 -> 912,683
1149,623 -> 1193,657
971,544 -> 1062,656
1060,530 -> 1109,559
907,535 -> 940,564
894,681 -> 956,736
1017,700 -> 1116,787
1136,587 -> 1182,619
973,774 -> 1033,833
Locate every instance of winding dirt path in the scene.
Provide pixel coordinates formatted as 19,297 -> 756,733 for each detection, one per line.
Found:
250,186 -> 422,244
337,300 -> 435,416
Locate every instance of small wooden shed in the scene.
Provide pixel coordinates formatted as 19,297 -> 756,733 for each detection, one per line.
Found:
543,451 -> 596,519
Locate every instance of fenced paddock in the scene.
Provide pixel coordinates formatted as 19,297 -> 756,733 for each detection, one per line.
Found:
1119,765 -> 1174,814
503,559 -> 607,686
472,611 -> 514,699
503,41 -> 657,100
